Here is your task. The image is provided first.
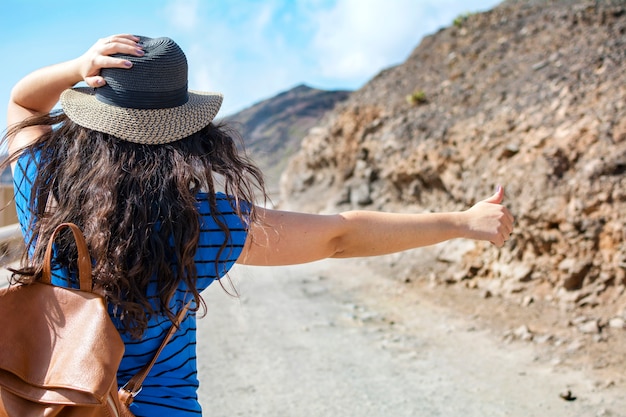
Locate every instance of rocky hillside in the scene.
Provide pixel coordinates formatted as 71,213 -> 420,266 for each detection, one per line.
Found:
226,84 -> 350,193
280,0 -> 626,331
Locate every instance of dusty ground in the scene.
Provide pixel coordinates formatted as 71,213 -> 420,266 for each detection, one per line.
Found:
2,244 -> 624,416
197,253 -> 626,417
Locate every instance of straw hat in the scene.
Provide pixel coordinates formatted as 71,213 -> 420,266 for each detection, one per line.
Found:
60,36 -> 223,145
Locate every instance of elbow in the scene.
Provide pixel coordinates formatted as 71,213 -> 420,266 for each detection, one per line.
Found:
329,235 -> 347,258
327,213 -> 352,258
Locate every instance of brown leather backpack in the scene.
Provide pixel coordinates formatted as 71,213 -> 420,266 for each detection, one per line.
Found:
0,223 -> 187,417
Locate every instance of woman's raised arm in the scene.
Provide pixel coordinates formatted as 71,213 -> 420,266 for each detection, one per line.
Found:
5,34 -> 143,154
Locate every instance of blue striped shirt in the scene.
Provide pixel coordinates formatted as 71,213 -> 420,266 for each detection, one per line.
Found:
13,151 -> 249,416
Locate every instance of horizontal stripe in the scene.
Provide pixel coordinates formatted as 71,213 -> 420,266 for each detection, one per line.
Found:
152,355 -> 197,378
131,399 -> 202,415
123,328 -> 194,358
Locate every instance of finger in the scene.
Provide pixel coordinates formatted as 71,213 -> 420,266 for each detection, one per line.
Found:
84,76 -> 106,88
101,41 -> 144,57
483,185 -> 504,205
102,34 -> 140,45
84,56 -> 134,86
491,238 -> 504,248
96,34 -> 143,59
106,38 -> 142,50
499,229 -> 509,245
95,55 -> 135,69
503,208 -> 515,225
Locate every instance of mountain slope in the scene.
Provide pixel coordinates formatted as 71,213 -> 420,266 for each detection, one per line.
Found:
280,0 -> 626,329
226,84 -> 350,193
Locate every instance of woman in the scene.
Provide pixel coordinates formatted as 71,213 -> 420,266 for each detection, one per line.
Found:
3,34 -> 514,416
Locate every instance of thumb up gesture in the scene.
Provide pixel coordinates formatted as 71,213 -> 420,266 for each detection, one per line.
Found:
463,186 -> 515,247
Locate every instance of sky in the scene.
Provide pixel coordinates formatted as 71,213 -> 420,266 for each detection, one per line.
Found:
0,0 -> 502,131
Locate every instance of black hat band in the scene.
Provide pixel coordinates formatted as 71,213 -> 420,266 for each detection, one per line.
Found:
95,84 -> 189,109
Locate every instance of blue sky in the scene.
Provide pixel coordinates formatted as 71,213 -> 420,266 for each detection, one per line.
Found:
1,0 -> 501,130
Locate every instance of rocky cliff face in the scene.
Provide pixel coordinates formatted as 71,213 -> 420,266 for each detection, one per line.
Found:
280,0 -> 626,324
227,84 -> 350,193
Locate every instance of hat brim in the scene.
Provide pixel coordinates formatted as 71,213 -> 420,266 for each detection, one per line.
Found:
60,87 -> 223,145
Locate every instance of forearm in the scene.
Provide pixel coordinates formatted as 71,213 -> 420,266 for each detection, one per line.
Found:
6,35 -> 141,155
9,58 -> 83,116
241,208 -> 472,266
332,210 -> 467,258
8,34 -> 140,124
240,189 -> 513,267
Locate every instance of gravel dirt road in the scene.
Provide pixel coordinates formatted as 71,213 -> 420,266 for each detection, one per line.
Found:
196,258 -> 626,417
2,253 -> 624,416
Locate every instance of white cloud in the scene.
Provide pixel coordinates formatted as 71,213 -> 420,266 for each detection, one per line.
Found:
311,0 -> 428,80
310,0 -> 500,81
166,0 -> 502,116
182,0 -> 327,116
164,0 -> 200,31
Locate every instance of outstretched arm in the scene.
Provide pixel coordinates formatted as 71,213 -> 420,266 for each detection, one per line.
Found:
5,34 -> 143,155
238,186 -> 514,266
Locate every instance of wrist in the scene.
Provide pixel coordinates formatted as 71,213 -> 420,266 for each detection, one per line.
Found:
451,211 -> 471,240
58,58 -> 85,88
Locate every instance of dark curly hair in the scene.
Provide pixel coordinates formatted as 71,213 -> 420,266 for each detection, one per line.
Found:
2,111 -> 266,339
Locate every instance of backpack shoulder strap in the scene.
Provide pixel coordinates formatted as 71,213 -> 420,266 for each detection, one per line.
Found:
42,222 -> 92,291
118,301 -> 192,405
42,222 -> 193,406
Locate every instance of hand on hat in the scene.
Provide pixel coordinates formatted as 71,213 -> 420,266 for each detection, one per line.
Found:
7,34 -> 146,153
78,34 -> 145,88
